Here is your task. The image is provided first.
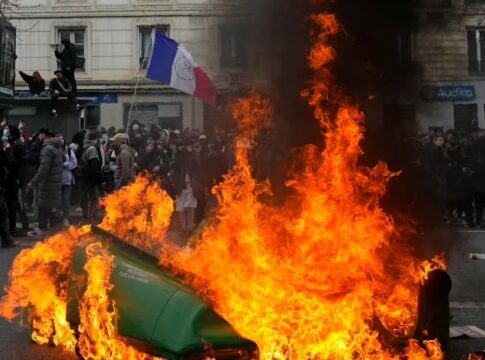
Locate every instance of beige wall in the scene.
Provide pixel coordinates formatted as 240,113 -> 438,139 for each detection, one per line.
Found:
7,0 -> 269,130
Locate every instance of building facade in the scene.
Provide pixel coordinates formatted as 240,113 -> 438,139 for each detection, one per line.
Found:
402,0 -> 485,133
7,0 -> 268,132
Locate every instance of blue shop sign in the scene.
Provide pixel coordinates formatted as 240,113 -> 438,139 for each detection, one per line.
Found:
16,91 -> 118,104
80,93 -> 118,104
421,86 -> 475,101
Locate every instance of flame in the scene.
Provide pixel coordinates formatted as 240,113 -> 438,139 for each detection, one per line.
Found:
100,175 -> 174,255
159,13 -> 445,360
0,176 -> 171,359
76,242 -> 161,360
0,6 -> 447,360
0,227 -> 87,350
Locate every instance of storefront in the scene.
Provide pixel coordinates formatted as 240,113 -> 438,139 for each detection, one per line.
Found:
416,83 -> 483,133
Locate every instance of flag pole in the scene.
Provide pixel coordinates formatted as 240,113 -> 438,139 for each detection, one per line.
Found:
127,28 -> 156,131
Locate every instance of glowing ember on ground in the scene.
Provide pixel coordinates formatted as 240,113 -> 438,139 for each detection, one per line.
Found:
0,6 -> 447,360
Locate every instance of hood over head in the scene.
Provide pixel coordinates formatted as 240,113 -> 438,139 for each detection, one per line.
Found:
46,137 -> 63,148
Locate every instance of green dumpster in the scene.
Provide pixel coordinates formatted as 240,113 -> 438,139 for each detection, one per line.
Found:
67,226 -> 258,360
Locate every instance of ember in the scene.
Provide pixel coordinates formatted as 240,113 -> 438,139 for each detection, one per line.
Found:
0,4 -> 447,360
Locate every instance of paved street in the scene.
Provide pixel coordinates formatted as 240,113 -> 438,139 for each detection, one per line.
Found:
0,227 -> 484,359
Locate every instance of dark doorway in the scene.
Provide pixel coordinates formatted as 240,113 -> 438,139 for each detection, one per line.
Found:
454,104 -> 477,133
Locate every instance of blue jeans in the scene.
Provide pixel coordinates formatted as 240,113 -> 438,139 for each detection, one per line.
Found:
62,185 -> 72,220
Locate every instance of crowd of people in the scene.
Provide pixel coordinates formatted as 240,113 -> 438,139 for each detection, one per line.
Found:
0,118 -> 231,248
414,128 -> 485,227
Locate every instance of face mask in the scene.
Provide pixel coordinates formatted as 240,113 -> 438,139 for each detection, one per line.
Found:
133,125 -> 140,131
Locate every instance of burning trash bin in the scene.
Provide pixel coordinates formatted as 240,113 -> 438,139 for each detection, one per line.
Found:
66,226 -> 259,360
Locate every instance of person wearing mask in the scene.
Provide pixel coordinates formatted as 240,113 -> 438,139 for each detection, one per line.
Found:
27,129 -> 63,237
61,136 -> 77,227
54,38 -> 78,95
80,129 -> 103,223
128,120 -> 142,146
19,71 -> 46,96
111,133 -> 135,189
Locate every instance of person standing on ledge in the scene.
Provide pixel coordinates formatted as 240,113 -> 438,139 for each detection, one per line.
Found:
55,38 -> 78,96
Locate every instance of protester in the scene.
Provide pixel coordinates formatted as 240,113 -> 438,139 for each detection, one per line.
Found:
18,71 -> 46,95
136,140 -> 161,176
171,150 -> 199,236
55,38 -> 78,95
111,133 -> 135,189
5,125 -> 29,236
61,136 -> 77,227
79,129 -> 103,223
27,129 -> 63,237
0,143 -> 17,248
49,70 -> 80,118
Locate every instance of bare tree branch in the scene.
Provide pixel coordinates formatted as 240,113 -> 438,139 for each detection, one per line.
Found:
0,0 -> 19,20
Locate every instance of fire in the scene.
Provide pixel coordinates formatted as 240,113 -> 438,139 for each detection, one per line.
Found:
160,13 -> 445,360
0,227 -> 87,350
100,175 -> 174,255
76,242 -> 161,360
0,6 -> 447,360
0,176 -> 172,359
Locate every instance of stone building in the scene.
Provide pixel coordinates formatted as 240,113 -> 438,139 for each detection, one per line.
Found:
386,0 -> 485,133
6,0 -> 269,132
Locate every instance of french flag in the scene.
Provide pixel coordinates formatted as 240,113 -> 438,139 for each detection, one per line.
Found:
146,30 -> 217,107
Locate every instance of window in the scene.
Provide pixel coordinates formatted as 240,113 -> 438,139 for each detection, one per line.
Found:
139,26 -> 169,70
395,31 -> 414,67
58,28 -> 86,72
123,102 -> 183,130
467,28 -> 485,74
454,104 -> 477,133
220,24 -> 248,69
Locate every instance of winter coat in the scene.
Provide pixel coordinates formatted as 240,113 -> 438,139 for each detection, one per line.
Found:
62,148 -> 77,186
137,150 -> 160,174
115,144 -> 135,187
19,71 -> 46,95
6,140 -> 27,187
49,77 -> 72,94
81,139 -> 103,186
55,44 -> 77,70
30,138 -> 64,208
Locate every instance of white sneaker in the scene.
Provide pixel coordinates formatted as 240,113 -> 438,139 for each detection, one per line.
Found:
27,227 -> 44,237
63,218 -> 70,227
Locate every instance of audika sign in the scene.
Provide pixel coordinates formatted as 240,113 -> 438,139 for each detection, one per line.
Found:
421,85 -> 476,101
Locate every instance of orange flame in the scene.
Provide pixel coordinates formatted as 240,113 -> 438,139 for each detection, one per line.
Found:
77,242 -> 162,360
0,176 -> 172,359
100,175 -> 174,255
0,227 -> 87,350
159,13 -> 445,360
0,7 -> 447,360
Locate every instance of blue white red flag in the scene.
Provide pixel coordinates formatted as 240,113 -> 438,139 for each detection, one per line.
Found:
146,30 -> 217,107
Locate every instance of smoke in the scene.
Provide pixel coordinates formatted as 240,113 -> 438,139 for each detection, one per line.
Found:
240,0 -> 447,232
